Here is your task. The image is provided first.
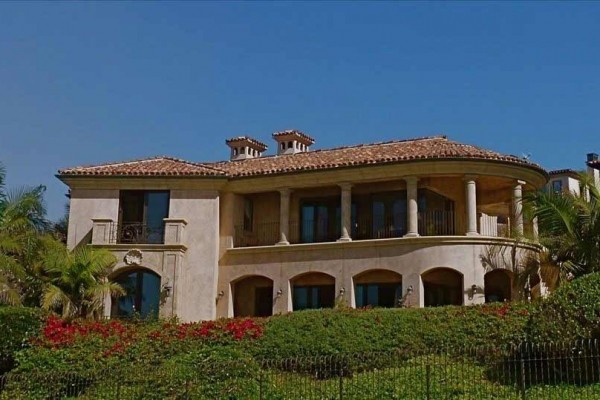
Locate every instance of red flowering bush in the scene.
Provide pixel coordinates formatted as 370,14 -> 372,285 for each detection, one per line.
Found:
39,315 -> 128,347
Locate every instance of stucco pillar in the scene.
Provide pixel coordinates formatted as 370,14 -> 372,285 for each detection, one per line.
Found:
338,183 -> 352,242
277,188 -> 291,245
404,177 -> 419,237
163,218 -> 187,245
91,218 -> 114,244
532,216 -> 539,241
219,192 -> 235,251
513,180 -> 525,237
464,176 -> 479,236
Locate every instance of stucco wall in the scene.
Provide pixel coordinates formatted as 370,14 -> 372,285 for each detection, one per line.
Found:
67,189 -> 120,250
170,189 -> 220,321
217,237 -> 538,317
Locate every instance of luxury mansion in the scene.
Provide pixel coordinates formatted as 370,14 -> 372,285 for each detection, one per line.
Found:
58,131 -> 549,321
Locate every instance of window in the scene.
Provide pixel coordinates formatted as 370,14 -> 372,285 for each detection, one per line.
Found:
371,192 -> 406,238
300,198 -> 340,243
293,285 -> 335,310
243,198 -> 254,232
355,283 -> 402,308
552,180 -> 563,193
112,270 -> 161,319
119,191 -> 169,244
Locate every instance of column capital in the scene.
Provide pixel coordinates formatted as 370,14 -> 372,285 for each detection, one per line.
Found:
404,176 -> 419,184
463,174 -> 478,182
338,182 -> 353,191
514,179 -> 527,187
278,187 -> 292,196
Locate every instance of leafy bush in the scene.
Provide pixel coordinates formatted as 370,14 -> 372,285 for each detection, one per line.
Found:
527,272 -> 600,342
252,303 -> 532,360
0,306 -> 43,373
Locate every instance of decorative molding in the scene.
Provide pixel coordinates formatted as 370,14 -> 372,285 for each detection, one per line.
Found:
124,249 -> 143,266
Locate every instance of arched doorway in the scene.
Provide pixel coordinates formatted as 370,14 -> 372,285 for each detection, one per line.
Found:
233,275 -> 274,317
422,268 -> 463,307
111,268 -> 161,318
353,270 -> 402,308
291,272 -> 335,311
484,269 -> 513,303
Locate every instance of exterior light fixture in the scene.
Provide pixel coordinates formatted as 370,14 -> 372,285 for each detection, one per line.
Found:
339,287 -> 345,296
217,290 -> 225,297
276,289 -> 283,298
163,284 -> 172,297
471,284 -> 478,294
406,285 -> 414,294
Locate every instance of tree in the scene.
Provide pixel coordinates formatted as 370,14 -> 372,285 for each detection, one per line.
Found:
0,163 -> 48,305
41,238 -> 124,319
526,172 -> 600,279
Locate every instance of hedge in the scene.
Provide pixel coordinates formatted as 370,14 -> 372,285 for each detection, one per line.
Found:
0,307 -> 43,374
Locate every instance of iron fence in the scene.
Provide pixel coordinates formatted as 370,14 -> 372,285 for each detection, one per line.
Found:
2,340 -> 600,399
110,222 -> 165,245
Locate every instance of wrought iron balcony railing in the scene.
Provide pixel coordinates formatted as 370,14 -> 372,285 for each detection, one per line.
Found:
112,222 -> 165,245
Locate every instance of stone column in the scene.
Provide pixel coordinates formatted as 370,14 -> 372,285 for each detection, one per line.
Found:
277,188 -> 291,245
532,216 -> 539,241
513,180 -> 525,237
404,177 -> 419,237
464,176 -> 479,236
338,183 -> 352,242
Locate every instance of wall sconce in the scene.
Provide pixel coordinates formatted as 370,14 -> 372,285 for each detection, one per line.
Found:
339,287 -> 345,296
471,284 -> 478,294
276,289 -> 283,298
162,284 -> 172,297
217,290 -> 225,299
406,285 -> 414,295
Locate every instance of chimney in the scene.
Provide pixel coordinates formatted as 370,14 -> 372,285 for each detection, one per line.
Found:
225,136 -> 267,161
587,153 -> 600,188
272,129 -> 315,155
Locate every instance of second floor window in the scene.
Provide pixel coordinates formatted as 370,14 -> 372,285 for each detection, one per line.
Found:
119,190 -> 170,244
552,180 -> 563,193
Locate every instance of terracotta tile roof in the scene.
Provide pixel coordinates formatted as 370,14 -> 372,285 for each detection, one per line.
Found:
225,136 -> 268,152
58,156 -> 226,177
211,136 -> 545,177
58,136 -> 545,178
549,169 -> 579,176
272,129 -> 315,145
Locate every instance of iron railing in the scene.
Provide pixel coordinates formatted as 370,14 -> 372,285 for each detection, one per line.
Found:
2,340 -> 600,399
111,222 -> 165,245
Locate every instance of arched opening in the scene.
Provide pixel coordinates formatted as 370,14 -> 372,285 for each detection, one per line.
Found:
291,272 -> 335,311
484,269 -> 513,303
111,268 -> 161,319
233,275 -> 274,317
354,270 -> 402,308
422,268 -> 463,307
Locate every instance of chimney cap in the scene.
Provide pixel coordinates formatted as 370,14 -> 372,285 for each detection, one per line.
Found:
225,136 -> 268,152
587,153 -> 599,162
272,129 -> 315,146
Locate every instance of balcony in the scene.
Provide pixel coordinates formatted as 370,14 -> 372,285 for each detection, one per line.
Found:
233,210 -> 459,248
91,218 -> 187,246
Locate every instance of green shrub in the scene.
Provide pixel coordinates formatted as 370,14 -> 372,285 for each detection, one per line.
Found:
252,303 -> 533,360
527,272 -> 600,343
0,306 -> 43,373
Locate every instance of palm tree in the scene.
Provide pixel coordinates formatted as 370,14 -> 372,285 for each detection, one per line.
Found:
526,172 -> 600,279
0,163 -> 48,305
41,238 -> 124,319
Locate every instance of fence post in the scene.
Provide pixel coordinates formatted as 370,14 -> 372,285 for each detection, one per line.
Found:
339,367 -> 343,400
426,364 -> 431,400
519,348 -> 527,400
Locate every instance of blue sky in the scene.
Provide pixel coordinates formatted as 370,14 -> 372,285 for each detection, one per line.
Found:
1,2 -> 599,221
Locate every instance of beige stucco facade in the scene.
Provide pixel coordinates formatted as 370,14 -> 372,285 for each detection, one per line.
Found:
61,156 -> 547,322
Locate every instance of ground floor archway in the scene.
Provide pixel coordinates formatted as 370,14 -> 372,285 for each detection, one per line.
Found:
233,275 -> 274,317
291,272 -> 335,311
111,268 -> 161,319
421,267 -> 463,307
484,269 -> 513,303
353,269 -> 402,308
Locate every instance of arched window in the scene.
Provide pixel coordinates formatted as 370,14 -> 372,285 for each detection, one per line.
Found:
233,275 -> 273,317
485,269 -> 513,303
291,272 -> 335,311
422,268 -> 463,307
354,270 -> 402,308
111,269 -> 161,319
